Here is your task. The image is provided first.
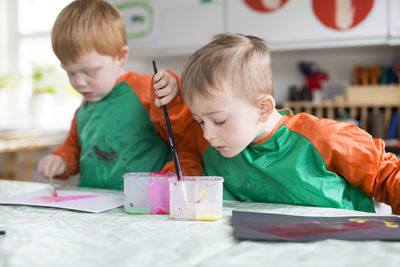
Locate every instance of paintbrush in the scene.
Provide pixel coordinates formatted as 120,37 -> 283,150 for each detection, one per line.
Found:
49,176 -> 58,197
152,60 -> 183,182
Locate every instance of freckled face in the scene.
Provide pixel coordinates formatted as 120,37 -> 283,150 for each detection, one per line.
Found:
188,85 -> 263,158
62,50 -> 124,102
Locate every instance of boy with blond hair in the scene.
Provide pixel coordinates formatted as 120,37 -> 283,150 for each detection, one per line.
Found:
38,0 -> 201,189
154,33 -> 400,214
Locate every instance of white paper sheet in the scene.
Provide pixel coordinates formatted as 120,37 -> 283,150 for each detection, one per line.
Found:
0,188 -> 124,213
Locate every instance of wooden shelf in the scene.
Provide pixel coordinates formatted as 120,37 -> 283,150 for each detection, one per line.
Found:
283,101 -> 400,139
0,131 -> 66,181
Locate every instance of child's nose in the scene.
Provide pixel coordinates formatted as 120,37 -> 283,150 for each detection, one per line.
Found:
202,124 -> 215,141
72,74 -> 87,87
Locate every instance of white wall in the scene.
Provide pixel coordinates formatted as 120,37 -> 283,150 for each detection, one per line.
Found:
0,0 -> 7,73
123,0 -> 399,106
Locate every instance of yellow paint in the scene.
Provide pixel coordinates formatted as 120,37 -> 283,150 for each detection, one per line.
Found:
198,190 -> 207,198
349,218 -> 399,228
195,215 -> 222,221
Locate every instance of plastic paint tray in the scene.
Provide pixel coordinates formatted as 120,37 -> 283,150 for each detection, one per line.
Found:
169,176 -> 224,221
123,172 -> 174,214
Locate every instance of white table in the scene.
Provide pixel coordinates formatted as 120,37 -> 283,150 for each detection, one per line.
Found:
1,180 -> 400,267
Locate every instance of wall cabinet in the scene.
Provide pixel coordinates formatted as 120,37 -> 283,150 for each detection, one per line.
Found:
118,0 -> 398,57
227,0 -> 389,51
390,0 -> 400,44
116,1 -> 224,58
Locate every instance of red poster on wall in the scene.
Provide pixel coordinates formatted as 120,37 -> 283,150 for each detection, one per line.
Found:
312,0 -> 375,31
243,0 -> 289,13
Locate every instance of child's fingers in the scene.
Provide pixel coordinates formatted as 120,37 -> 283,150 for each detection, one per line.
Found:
154,70 -> 177,90
154,99 -> 161,107
38,157 -> 51,177
48,161 -> 60,178
56,160 -> 66,176
156,94 -> 175,107
153,70 -> 178,107
43,160 -> 55,178
154,86 -> 173,98
49,157 -> 66,177
153,69 -> 166,83
154,85 -> 178,107
37,155 -> 63,178
153,78 -> 168,90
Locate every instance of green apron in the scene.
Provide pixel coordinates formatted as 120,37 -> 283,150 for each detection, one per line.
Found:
76,80 -> 171,190
202,120 -> 374,213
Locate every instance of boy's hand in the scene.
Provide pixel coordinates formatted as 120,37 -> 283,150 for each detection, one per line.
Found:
37,154 -> 66,179
153,69 -> 179,107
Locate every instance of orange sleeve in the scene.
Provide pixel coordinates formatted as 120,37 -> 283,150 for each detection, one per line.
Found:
149,71 -> 208,176
118,72 -> 152,113
52,111 -> 81,179
121,71 -> 207,176
152,100 -> 208,176
290,114 -> 400,214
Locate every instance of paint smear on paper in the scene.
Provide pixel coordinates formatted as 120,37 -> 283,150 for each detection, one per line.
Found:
30,195 -> 98,203
247,220 -> 388,238
349,218 -> 399,228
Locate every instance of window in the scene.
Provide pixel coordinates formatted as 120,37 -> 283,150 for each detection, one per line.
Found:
0,0 -> 81,130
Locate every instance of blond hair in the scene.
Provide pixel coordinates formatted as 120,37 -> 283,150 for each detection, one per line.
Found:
181,33 -> 273,105
51,0 -> 126,65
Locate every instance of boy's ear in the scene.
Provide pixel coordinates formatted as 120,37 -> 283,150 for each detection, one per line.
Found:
257,94 -> 275,123
116,45 -> 129,66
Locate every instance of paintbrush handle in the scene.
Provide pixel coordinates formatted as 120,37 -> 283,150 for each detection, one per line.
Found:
162,105 -> 183,179
49,176 -> 58,197
153,60 -> 183,181
49,176 -> 54,187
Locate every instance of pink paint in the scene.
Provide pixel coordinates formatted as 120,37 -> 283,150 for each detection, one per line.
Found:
148,176 -> 170,214
155,207 -> 169,214
30,195 -> 97,203
124,172 -> 173,214
151,172 -> 167,176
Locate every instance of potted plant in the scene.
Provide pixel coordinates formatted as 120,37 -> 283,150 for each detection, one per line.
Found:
31,64 -> 57,129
